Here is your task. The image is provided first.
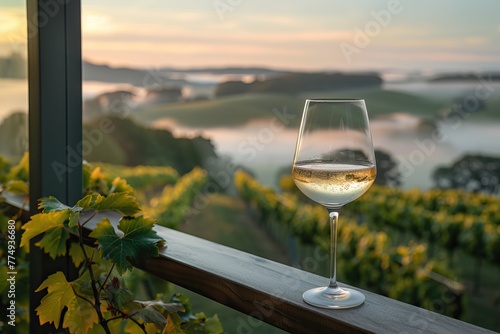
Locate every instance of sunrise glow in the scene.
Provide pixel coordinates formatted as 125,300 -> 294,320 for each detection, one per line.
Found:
1,0 -> 499,71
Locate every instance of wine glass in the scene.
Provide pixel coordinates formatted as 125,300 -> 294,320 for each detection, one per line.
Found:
291,99 -> 376,309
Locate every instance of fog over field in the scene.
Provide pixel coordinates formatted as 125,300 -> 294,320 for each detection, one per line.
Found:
2,67 -> 500,190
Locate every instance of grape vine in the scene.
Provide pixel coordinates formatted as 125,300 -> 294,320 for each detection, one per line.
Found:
235,170 -> 465,318
0,154 -> 223,333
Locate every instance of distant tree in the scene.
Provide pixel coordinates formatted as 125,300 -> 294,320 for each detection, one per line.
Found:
0,112 -> 27,158
248,72 -> 382,95
144,87 -> 182,103
452,92 -> 487,113
83,116 -> 217,175
0,52 -> 26,79
374,150 -> 402,187
215,81 -> 250,97
214,72 -> 383,97
439,90 -> 487,120
84,90 -> 135,119
432,154 -> 500,194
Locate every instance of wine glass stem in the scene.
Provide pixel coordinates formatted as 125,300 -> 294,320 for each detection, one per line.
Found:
327,209 -> 340,290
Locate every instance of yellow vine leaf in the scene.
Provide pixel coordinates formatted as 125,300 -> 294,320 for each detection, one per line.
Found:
124,320 -> 158,334
111,176 -> 134,194
163,313 -> 184,334
35,272 -> 97,334
7,151 -> 29,181
20,210 -> 70,252
92,192 -> 142,216
35,227 -> 70,259
64,296 -> 99,334
68,242 -> 85,267
5,180 -> 29,194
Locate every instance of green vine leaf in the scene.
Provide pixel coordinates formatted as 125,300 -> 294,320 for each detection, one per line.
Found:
21,210 -> 70,252
38,196 -> 71,212
76,192 -> 141,216
168,294 -> 223,333
205,314 -> 224,334
35,227 -> 70,259
132,304 -> 167,329
171,293 -> 193,322
105,275 -> 134,310
76,193 -> 102,210
68,210 -> 81,228
35,271 -> 98,334
181,313 -> 223,334
92,192 -> 141,216
89,216 -> 164,274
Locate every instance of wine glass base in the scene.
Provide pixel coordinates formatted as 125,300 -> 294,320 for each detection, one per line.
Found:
303,286 -> 365,309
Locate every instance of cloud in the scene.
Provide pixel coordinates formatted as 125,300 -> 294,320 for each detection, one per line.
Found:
384,36 -> 490,48
85,28 -> 351,44
339,43 -> 500,71
79,1 -> 500,70
82,13 -> 114,34
0,8 -> 26,46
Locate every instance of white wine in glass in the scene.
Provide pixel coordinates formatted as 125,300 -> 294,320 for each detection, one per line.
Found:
292,99 -> 376,309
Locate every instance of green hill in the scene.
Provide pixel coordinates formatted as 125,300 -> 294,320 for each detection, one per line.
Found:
303,88 -> 446,118
447,93 -> 500,121
135,93 -> 306,128
135,89 -> 449,128
83,117 -> 216,174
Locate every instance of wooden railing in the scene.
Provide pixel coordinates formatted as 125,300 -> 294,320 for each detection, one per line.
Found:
3,192 -> 495,334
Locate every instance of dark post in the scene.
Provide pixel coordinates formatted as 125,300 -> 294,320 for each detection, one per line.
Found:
27,0 -> 82,332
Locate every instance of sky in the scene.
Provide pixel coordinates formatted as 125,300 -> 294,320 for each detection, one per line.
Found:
1,0 -> 500,72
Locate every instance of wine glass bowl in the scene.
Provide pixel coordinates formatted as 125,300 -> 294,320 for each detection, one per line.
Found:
292,99 -> 376,309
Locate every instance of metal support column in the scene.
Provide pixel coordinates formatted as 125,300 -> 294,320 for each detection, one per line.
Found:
27,0 -> 82,331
